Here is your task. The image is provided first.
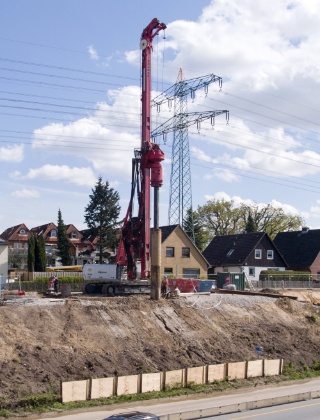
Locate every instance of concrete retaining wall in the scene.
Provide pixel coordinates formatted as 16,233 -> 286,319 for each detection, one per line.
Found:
264,358 -> 281,376
165,369 -> 185,389
117,374 -> 139,396
247,360 -> 263,378
186,366 -> 206,385
141,372 -> 162,393
91,377 -> 114,399
208,363 -> 227,382
61,379 -> 89,403
61,358 -> 283,403
228,361 -> 247,380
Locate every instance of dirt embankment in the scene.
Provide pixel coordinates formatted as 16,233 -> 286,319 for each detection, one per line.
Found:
0,291 -> 320,400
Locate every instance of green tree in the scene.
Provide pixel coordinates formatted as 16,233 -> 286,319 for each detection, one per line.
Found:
9,248 -> 27,269
183,208 -> 210,251
196,199 -> 243,237
196,199 -> 304,240
239,203 -> 304,239
34,234 -> 46,271
57,209 -> 72,266
84,177 -> 121,264
27,233 -> 36,272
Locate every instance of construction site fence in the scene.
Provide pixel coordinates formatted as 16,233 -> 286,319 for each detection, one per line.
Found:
61,358 -> 283,403
256,279 -> 320,289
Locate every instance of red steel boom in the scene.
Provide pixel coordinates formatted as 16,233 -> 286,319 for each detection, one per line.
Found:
116,18 -> 166,280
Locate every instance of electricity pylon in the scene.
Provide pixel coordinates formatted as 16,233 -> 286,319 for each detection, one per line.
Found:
152,70 -> 228,242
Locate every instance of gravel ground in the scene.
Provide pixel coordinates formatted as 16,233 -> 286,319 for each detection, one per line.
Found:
177,292 -> 278,309
1,291 -> 299,310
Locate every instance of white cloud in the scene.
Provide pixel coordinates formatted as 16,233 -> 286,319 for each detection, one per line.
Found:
32,86 -> 141,180
11,188 -> 40,198
25,165 -> 96,187
163,0 -> 320,89
214,169 -> 239,182
87,45 -> 99,60
124,50 -> 140,65
0,145 -> 24,162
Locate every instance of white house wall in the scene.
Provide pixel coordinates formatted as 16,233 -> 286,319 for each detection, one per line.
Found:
0,243 -> 8,279
243,266 -> 285,282
215,266 -> 285,281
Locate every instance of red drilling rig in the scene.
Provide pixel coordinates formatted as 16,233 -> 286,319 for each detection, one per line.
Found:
115,18 -> 167,280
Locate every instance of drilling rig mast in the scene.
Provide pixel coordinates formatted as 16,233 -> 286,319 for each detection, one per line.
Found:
116,18 -> 166,280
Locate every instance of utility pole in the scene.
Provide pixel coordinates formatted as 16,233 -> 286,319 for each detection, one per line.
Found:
152,73 -> 228,241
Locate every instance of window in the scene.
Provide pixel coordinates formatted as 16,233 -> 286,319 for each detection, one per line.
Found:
267,250 -> 274,260
19,229 -> 26,234
71,231 -> 78,239
255,249 -> 262,259
50,229 -> 57,237
182,247 -> 190,257
183,268 -> 200,279
227,249 -> 234,257
249,267 -> 255,277
164,268 -> 173,275
14,242 -> 22,249
166,247 -> 174,257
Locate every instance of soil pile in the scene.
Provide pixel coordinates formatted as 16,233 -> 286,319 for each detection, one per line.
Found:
0,291 -> 319,400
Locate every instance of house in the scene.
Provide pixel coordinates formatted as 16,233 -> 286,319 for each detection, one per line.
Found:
66,224 -> 95,264
274,227 -> 320,277
0,223 -> 30,251
0,223 -> 30,270
0,222 -> 97,269
0,238 -> 8,279
158,225 -> 209,278
203,232 -> 287,281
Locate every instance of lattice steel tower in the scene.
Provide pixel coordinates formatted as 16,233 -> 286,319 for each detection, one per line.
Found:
152,71 -> 227,243
169,69 -> 193,236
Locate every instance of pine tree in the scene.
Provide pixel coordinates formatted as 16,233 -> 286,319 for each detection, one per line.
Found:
245,213 -> 258,233
27,233 -> 35,272
34,234 -> 46,271
57,209 -> 72,266
84,177 -> 121,264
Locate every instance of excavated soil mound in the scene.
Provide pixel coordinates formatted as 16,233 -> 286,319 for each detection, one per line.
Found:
0,291 -> 320,400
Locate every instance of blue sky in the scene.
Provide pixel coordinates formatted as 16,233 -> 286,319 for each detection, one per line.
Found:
1,0 -> 320,234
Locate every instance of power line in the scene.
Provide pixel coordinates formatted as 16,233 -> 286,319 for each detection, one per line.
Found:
0,57 -> 140,81
160,135 -> 320,194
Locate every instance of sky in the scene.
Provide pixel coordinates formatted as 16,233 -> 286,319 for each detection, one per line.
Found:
1,0 -> 320,234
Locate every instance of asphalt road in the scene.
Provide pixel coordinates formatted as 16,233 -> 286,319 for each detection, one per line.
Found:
38,378 -> 320,420
203,398 -> 320,419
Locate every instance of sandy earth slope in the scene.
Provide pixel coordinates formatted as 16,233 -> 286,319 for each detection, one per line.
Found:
0,291 -> 319,400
